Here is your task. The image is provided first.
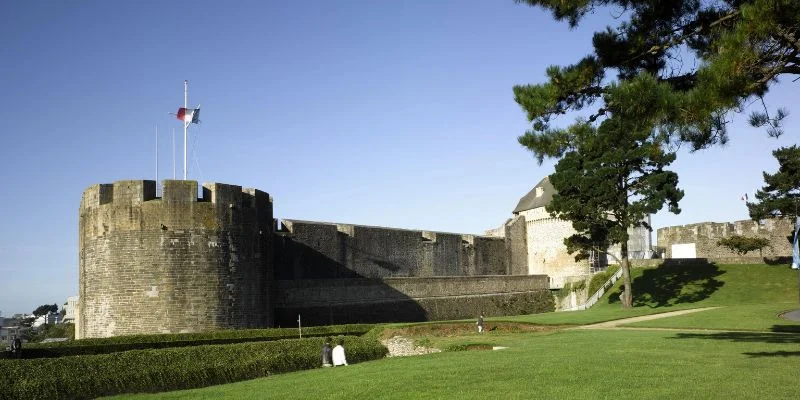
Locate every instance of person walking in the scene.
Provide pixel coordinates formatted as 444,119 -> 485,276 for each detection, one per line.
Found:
476,313 -> 485,333
10,335 -> 22,359
332,337 -> 348,367
321,337 -> 333,367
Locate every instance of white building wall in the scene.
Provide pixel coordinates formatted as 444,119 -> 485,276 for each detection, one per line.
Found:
520,208 -> 590,288
64,296 -> 79,322
608,216 -> 653,262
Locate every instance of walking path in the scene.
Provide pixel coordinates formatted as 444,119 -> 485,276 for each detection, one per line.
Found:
572,307 -> 722,330
573,306 -> 800,335
781,309 -> 800,321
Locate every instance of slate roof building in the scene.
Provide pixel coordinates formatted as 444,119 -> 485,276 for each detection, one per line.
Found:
489,176 -> 651,288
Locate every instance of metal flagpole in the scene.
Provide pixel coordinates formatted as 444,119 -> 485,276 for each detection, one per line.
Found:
156,126 -> 159,195
183,80 -> 188,180
172,128 -> 176,179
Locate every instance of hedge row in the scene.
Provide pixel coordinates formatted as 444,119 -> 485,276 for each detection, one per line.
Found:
0,336 -> 388,400
15,324 -> 373,359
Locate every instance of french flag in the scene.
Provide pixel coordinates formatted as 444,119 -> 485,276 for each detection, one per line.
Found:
176,107 -> 200,124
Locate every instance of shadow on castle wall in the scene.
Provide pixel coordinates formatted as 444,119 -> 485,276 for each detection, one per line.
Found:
273,232 -> 427,326
271,232 -> 553,327
608,259 -> 725,308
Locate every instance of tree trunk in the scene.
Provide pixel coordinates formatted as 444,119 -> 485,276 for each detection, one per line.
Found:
621,241 -> 633,309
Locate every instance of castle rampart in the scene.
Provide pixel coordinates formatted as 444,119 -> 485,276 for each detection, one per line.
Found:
274,275 -> 551,326
78,180 -> 273,339
657,218 -> 794,259
275,219 -> 509,279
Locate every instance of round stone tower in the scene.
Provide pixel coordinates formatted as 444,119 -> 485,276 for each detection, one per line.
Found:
77,180 -> 273,339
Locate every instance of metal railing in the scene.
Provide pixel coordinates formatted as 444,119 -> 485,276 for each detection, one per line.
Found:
561,267 -> 623,312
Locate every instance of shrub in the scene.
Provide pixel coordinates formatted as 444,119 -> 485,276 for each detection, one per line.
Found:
587,265 -> 621,296
0,336 -> 387,400
491,290 -> 554,315
716,235 -> 771,256
443,342 -> 493,352
19,324 -> 373,359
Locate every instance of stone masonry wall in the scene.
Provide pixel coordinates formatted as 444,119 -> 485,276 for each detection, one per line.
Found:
78,180 -> 273,339
505,215 -> 529,275
276,220 -> 507,279
657,218 -> 793,259
520,208 -> 590,288
274,275 -> 552,326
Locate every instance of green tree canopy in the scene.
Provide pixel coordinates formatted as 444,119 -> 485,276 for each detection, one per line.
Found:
514,0 -> 799,161
32,304 -> 58,317
748,145 -> 800,220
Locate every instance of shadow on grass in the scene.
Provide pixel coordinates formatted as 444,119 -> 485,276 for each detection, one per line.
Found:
671,328 -> 800,348
743,351 -> 800,357
608,260 -> 725,308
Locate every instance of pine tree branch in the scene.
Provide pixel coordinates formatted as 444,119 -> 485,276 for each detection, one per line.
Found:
773,28 -> 800,54
631,9 -> 742,63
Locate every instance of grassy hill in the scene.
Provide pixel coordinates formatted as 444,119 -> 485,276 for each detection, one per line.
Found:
501,263 -> 799,330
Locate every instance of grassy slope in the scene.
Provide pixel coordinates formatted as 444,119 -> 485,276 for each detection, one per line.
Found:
499,263 -> 800,330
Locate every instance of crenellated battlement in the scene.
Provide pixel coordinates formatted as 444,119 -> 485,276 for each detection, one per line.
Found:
80,180 -> 272,211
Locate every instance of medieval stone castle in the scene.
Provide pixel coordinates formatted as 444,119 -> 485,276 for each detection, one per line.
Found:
77,178 -> 792,339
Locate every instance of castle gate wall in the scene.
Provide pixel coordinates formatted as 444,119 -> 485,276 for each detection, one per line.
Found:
78,180 -> 273,338
520,208 -> 590,288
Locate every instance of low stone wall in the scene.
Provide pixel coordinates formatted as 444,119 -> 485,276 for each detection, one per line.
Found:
631,257 -> 792,266
274,275 -> 553,326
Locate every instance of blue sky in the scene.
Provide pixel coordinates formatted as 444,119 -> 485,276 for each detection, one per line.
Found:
0,1 -> 796,315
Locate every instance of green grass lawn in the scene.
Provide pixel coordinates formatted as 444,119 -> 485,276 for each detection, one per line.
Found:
106,262 -> 800,400
500,263 -> 800,330
110,328 -> 800,400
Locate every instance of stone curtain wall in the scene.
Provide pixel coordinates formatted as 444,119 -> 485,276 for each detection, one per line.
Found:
274,275 -> 552,326
276,220 -> 508,279
657,218 -> 794,259
78,180 -> 273,339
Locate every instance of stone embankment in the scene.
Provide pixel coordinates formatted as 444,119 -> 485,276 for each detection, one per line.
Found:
381,336 -> 442,357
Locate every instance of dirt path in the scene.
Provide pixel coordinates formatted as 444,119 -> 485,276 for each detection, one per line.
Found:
572,307 -> 723,330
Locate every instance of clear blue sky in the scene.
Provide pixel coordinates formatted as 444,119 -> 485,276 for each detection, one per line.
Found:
0,1 -> 796,315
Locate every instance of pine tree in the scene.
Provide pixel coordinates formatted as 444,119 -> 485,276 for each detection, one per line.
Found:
513,0 -> 797,306
748,145 -> 800,220
543,78 -> 684,308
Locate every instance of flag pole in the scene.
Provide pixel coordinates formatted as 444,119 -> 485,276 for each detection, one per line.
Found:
155,126 -> 159,195
172,128 -> 176,179
183,80 -> 188,180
